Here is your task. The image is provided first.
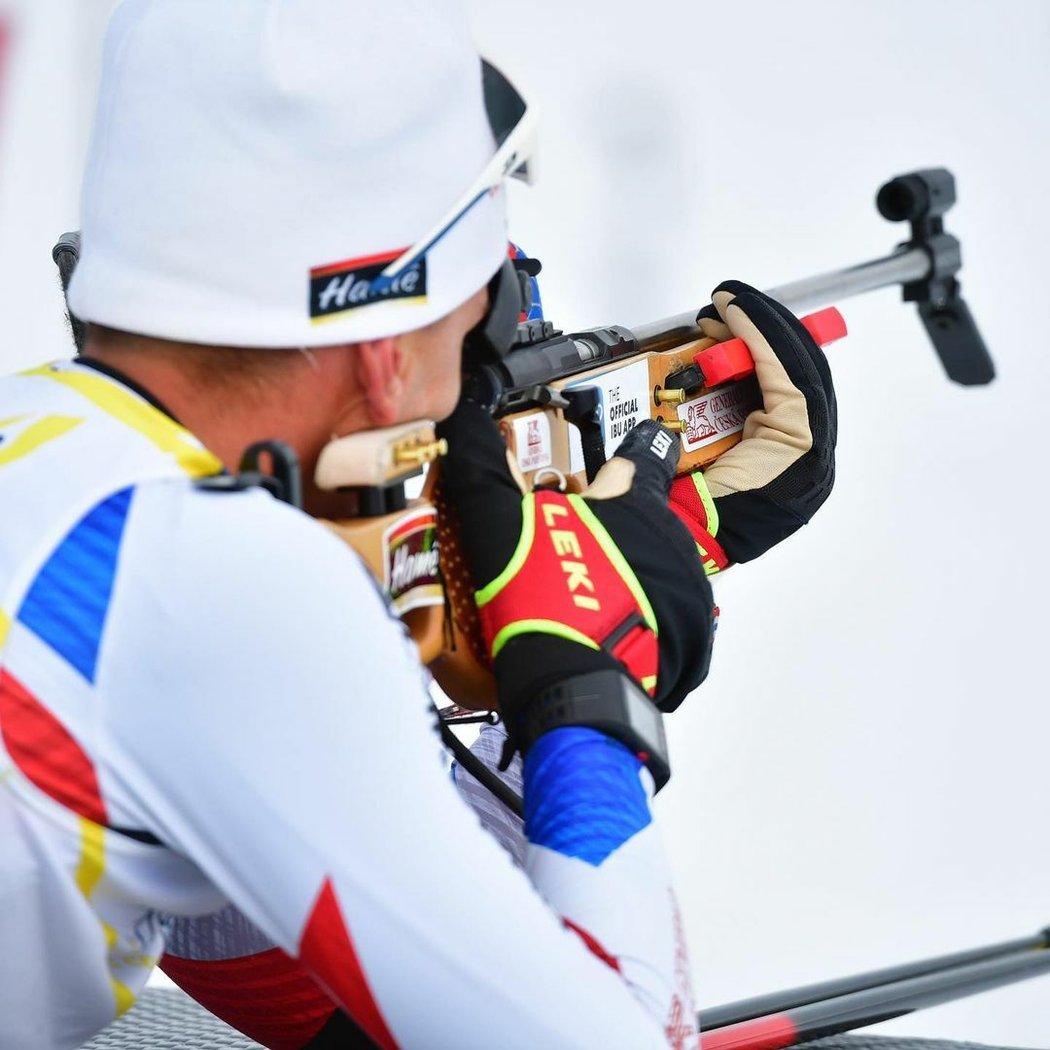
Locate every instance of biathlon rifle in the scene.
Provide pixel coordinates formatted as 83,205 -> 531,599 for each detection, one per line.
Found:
305,167 -> 995,710
56,172 -> 1038,1045
52,167 -> 994,712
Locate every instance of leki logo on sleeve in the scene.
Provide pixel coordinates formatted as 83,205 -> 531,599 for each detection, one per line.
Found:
383,508 -> 443,616
309,249 -> 428,323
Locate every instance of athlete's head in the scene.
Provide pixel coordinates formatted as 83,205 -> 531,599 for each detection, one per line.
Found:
67,0 -> 534,460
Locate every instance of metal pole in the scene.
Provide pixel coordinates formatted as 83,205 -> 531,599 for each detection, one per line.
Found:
633,246 -> 931,353
699,927 -> 1049,1032
698,941 -> 1050,1050
765,246 -> 931,313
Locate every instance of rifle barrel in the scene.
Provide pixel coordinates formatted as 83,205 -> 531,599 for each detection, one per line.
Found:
634,246 -> 931,353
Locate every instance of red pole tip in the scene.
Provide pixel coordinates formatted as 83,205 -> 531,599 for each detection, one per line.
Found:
700,1014 -> 799,1050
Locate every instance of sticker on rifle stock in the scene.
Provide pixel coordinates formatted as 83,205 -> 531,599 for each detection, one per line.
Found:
382,508 -> 443,616
566,360 -> 651,475
511,413 -> 553,473
676,379 -> 757,452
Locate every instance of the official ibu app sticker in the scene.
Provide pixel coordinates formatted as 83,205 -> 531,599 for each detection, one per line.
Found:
566,360 -> 650,474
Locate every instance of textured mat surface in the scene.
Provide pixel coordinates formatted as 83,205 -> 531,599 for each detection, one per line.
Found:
81,988 -> 263,1049
82,988 -> 1036,1049
804,1038 -> 1038,1050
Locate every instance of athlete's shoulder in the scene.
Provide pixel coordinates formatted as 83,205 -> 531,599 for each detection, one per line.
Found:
101,476 -> 425,736
124,477 -> 387,613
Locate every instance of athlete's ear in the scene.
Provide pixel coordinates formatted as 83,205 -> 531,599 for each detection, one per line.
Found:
353,337 -> 404,427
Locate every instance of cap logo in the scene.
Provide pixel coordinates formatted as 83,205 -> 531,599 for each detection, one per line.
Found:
309,249 -> 428,323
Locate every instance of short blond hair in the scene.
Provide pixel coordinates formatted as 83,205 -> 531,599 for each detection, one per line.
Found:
86,324 -> 307,394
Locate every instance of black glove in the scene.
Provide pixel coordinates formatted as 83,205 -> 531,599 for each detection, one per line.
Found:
671,281 -> 837,565
436,400 -> 716,726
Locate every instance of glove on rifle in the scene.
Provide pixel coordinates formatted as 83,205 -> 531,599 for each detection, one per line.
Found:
670,281 -> 837,568
436,400 -> 716,732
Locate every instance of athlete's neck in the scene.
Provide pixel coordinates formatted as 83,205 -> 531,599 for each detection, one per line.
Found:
80,327 -> 377,518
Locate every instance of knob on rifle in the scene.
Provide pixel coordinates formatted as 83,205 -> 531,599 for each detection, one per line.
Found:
877,170 -> 956,224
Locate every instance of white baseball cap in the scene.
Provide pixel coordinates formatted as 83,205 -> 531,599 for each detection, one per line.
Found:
68,0 -> 537,349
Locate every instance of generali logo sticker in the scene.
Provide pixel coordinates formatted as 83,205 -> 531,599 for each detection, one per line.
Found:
309,248 -> 428,323
382,508 -> 443,616
677,380 -> 758,452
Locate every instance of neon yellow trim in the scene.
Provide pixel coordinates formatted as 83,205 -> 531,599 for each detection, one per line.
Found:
0,415 -> 83,468
490,618 -> 600,660
641,675 -> 658,693
476,495 -> 535,607
691,471 -> 719,537
75,817 -> 106,899
0,611 -> 10,650
23,365 -> 222,478
568,495 -> 658,636
694,542 -> 721,577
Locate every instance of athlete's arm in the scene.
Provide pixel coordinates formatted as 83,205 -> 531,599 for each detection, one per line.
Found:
98,482 -> 695,1048
160,723 -> 527,1045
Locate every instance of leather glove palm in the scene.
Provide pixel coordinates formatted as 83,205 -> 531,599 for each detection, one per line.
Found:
670,281 -> 837,569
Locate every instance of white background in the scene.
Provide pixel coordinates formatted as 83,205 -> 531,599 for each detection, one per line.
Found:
1,1 -> 1047,1045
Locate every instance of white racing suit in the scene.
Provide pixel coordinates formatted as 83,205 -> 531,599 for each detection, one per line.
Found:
0,360 -> 697,1049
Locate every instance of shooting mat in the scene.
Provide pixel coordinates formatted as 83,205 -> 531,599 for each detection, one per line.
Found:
79,987 -> 1037,1050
